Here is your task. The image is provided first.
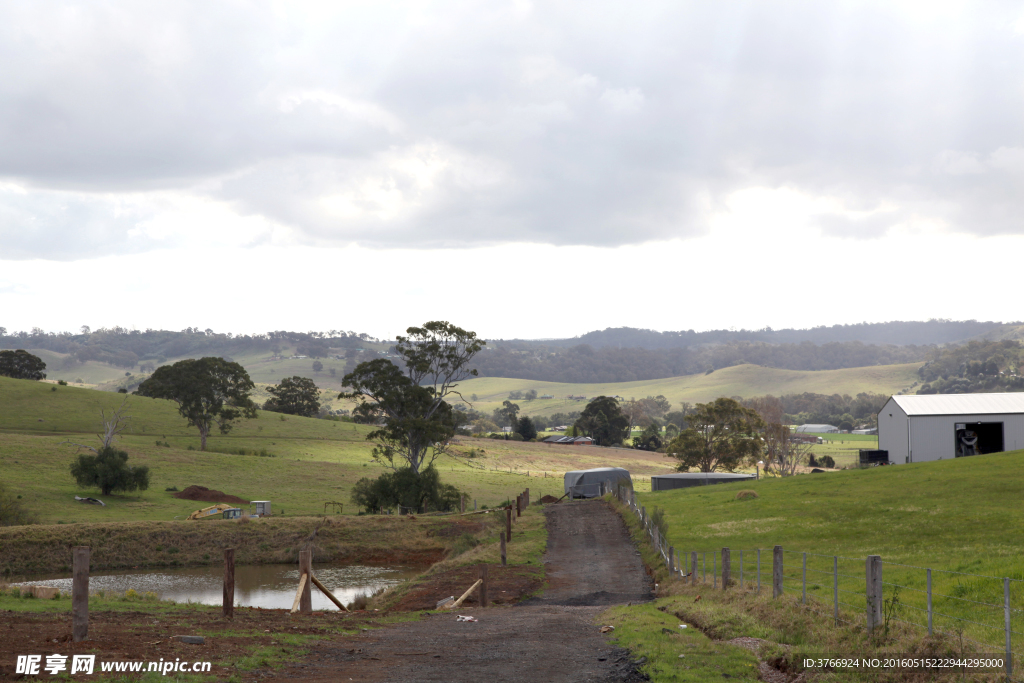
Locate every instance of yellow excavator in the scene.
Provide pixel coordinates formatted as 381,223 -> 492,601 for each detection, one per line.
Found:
186,504 -> 242,520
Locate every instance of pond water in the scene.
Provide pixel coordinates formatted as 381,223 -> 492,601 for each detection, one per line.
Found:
13,564 -> 422,610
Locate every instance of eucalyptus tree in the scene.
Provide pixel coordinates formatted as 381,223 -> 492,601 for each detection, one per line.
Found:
136,357 -> 257,450
341,321 -> 484,476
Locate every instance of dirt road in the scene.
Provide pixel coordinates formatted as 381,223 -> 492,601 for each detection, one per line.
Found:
278,499 -> 652,682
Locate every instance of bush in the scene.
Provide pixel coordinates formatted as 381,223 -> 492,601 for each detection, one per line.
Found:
735,489 -> 759,500
350,466 -> 464,513
69,446 -> 150,495
807,454 -> 836,469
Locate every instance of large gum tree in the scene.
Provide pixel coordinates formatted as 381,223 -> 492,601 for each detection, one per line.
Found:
341,321 -> 484,475
136,357 -> 258,450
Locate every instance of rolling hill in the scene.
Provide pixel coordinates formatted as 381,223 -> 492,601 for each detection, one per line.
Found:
456,362 -> 923,418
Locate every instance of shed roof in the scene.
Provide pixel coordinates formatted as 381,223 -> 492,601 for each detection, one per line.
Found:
889,393 -> 1024,416
794,424 -> 838,433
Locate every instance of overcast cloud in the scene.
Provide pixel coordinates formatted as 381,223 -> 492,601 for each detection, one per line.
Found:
1,0 -> 1023,262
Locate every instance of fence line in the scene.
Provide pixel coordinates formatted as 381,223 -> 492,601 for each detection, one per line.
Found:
614,486 -> 1018,680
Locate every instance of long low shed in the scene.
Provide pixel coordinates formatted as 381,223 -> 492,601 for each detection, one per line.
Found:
564,467 -> 632,498
651,472 -> 755,491
878,393 -> 1024,464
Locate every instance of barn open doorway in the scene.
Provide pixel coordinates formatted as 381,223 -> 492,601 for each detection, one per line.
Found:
954,422 -> 1004,457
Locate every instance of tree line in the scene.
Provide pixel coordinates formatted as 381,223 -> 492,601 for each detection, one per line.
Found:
521,320 -> 1017,350
0,326 -> 378,372
916,340 -> 1024,395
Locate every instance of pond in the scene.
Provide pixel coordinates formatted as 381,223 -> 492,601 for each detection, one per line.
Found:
13,563 -> 422,610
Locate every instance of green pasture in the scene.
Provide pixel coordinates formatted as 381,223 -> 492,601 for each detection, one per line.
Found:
804,432 -> 879,468
0,376 -> 570,524
19,349 -> 132,386
638,452 -> 1024,658
0,432 -> 566,525
456,363 -> 921,418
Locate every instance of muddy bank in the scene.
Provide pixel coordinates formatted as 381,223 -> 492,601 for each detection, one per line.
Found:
0,515 -> 493,576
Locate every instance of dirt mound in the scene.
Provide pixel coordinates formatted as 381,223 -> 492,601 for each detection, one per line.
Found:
539,494 -> 561,504
173,485 -> 249,505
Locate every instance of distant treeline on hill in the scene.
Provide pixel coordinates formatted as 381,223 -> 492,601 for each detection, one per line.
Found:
473,341 -> 928,383
916,340 -> 1024,395
5,321 -> 1023,387
519,320 -> 1019,350
0,326 -> 378,369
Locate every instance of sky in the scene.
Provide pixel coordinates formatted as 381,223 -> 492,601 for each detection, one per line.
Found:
2,1 -> 1024,340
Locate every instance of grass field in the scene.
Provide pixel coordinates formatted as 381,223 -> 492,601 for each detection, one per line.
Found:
0,376 -> 679,526
454,363 -> 922,418
636,452 -> 1024,660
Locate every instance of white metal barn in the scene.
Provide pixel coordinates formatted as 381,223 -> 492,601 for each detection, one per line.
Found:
878,393 -> 1024,464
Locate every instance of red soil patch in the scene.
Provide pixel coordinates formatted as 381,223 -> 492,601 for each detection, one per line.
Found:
172,485 -> 249,505
539,495 -> 561,504
391,564 -> 543,611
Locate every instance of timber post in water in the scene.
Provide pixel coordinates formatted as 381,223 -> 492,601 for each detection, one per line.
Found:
299,550 -> 313,613
223,548 -> 235,619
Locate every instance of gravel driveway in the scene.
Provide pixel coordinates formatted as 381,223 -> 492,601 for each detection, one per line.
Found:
273,499 -> 653,682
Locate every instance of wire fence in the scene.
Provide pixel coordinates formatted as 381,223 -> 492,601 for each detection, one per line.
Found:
614,485 -> 1020,680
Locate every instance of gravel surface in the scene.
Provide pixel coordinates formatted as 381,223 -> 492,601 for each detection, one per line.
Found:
273,500 -> 653,682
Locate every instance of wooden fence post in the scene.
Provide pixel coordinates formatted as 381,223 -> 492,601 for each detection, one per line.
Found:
299,550 -> 313,613
773,545 -> 783,599
506,507 -> 512,541
460,494 -> 465,514
516,494 -> 522,518
722,548 -> 731,589
72,546 -> 89,642
691,552 -> 698,586
223,548 -> 235,619
866,555 -> 882,632
479,565 -> 488,608
500,531 -> 507,566
668,546 -> 675,573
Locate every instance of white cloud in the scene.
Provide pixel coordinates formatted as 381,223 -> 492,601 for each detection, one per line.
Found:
2,0 -> 1024,334
599,87 -> 645,114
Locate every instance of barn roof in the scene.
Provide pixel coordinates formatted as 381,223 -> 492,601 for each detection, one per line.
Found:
890,393 -> 1024,416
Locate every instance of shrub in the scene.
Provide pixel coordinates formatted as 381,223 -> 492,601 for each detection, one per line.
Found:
350,466 -> 465,513
735,489 -> 759,500
69,446 -> 151,495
